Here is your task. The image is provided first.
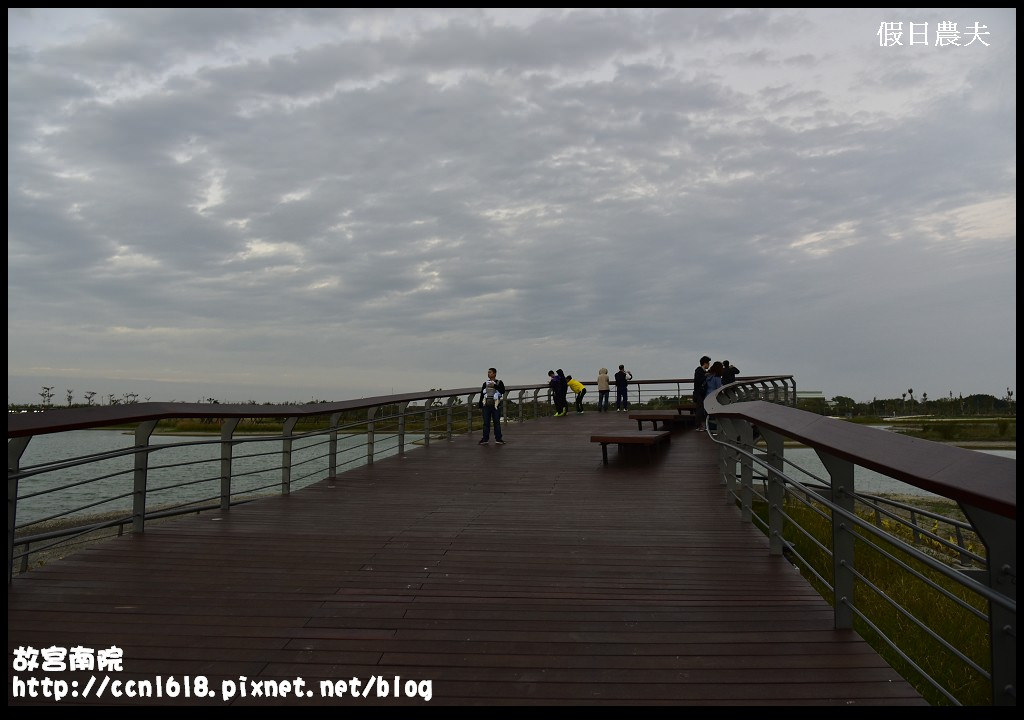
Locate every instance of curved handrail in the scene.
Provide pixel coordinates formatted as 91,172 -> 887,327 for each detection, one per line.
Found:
7,387 -> 490,438
7,375 -> 795,438
703,378 -> 1015,706
704,384 -> 1015,520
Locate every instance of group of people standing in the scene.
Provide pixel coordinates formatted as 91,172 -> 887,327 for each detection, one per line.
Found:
693,356 -> 739,432
547,364 -> 635,416
479,357 -> 740,445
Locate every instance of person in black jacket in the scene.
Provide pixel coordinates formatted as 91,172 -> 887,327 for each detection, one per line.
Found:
694,355 -> 711,431
614,365 -> 633,411
722,360 -> 739,386
478,367 -> 506,445
548,369 -> 568,417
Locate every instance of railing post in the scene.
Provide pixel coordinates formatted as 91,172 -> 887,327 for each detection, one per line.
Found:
446,396 -> 456,439
518,390 -> 527,424
960,503 -> 1016,706
817,450 -> 855,629
759,428 -> 786,557
717,418 -> 739,501
736,422 -> 755,522
132,420 -> 158,534
397,401 -> 410,454
532,388 -> 542,419
955,526 -> 970,566
366,407 -> 377,465
328,412 -> 341,476
220,418 -> 240,510
8,436 -> 31,583
281,416 -> 298,495
466,394 -> 474,434
716,418 -> 738,493
423,402 -> 431,447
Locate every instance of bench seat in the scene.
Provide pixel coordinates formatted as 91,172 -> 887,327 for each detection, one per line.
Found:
590,430 -> 671,466
629,411 -> 697,431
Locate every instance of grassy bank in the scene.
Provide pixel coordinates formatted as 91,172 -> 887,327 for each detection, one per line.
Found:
102,408 -> 510,436
848,416 -> 1015,445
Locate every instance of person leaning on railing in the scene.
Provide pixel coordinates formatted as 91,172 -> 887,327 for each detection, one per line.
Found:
566,375 -> 587,414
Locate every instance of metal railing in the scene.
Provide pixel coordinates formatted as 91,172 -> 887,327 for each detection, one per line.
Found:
703,381 -> 1016,706
12,377 -> 784,581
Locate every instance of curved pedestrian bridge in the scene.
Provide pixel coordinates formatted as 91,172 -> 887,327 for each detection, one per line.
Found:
8,410 -> 925,705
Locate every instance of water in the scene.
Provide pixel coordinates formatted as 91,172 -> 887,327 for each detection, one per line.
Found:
779,447 -> 1015,500
13,429 -> 410,527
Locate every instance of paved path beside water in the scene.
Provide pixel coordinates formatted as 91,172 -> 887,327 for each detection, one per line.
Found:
8,411 -> 924,705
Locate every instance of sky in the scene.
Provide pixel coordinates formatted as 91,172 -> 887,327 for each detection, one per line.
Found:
7,8 -> 1017,405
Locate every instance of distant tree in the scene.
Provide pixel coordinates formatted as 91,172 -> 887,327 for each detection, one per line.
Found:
831,395 -> 856,416
921,392 -> 928,413
901,392 -> 906,415
84,391 -> 97,406
39,385 -> 55,407
907,388 -> 914,414
66,388 -> 74,407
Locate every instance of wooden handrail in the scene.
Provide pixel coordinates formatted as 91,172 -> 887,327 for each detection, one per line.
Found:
705,389 -> 1016,520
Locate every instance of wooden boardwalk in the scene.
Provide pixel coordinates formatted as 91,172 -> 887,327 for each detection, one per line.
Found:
7,411 -> 924,705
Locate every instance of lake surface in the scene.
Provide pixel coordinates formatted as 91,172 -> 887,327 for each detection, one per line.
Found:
13,429 -> 410,527
780,447 -> 1014,501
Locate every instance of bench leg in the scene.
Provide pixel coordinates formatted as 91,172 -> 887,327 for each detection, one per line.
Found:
636,420 -> 643,431
601,443 -> 609,466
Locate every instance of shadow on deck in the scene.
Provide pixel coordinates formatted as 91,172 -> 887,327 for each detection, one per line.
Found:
7,411 -> 924,705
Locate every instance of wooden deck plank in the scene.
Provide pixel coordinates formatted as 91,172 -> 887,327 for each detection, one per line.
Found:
8,411 -> 924,705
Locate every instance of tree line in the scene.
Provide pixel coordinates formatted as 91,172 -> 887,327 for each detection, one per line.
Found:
814,390 -> 1015,418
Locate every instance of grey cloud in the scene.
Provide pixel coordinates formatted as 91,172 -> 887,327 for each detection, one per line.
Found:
7,8 -> 1015,403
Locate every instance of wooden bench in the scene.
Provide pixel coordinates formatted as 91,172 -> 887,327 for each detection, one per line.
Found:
590,430 -> 671,466
628,411 -> 684,431
676,402 -> 697,415
629,410 -> 697,431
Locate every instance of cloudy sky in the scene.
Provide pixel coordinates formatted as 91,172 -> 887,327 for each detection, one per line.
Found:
7,8 -> 1016,405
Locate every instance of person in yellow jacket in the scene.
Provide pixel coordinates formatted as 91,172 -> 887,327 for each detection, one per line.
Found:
566,375 -> 587,414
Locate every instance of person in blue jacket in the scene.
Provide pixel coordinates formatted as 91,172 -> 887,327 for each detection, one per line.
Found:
704,361 -> 724,433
